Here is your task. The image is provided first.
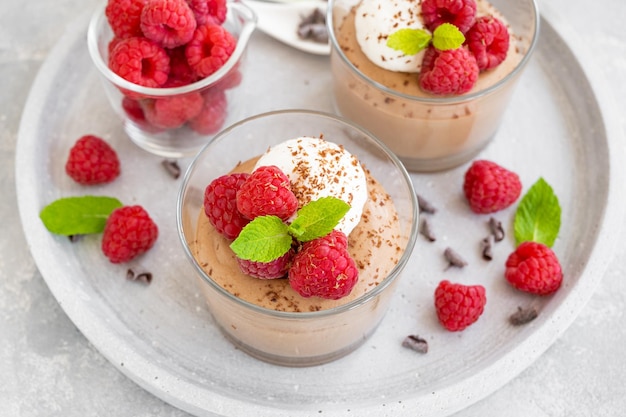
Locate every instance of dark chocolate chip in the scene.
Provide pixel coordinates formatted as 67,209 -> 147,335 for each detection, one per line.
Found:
402,335 -> 428,354
444,247 -> 467,269
509,306 -> 538,326
416,194 -> 437,214
488,217 -> 505,242
419,218 -> 436,242
161,159 -> 181,179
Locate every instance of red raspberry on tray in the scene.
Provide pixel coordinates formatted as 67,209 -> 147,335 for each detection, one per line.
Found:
185,23 -> 237,78
463,159 -> 522,214
505,241 -> 563,295
236,165 -> 299,222
109,37 -> 170,88
102,205 -> 159,263
466,15 -> 510,71
65,135 -> 121,185
434,280 -> 486,331
289,230 -> 359,300
105,0 -> 146,39
421,0 -> 478,34
203,172 -> 251,240
140,0 -> 197,48
237,249 -> 294,279
419,46 -> 479,95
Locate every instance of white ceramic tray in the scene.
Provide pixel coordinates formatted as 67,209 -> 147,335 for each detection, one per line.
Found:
15,6 -> 624,417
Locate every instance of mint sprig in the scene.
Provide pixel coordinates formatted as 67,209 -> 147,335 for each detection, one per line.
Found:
513,178 -> 561,247
230,196 -> 350,262
386,23 -> 465,56
40,195 -> 123,236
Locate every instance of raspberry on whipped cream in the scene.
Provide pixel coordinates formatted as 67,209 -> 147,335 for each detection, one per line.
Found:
354,0 -> 430,73
254,136 -> 368,236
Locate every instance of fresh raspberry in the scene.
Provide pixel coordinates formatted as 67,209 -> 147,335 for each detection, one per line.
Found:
65,135 -> 121,185
186,0 -> 227,25
164,46 -> 199,87
185,23 -> 236,78
122,96 -> 146,123
188,89 -> 227,134
505,242 -> 563,295
421,0 -> 477,34
466,15 -> 510,71
236,166 -> 299,221
109,37 -> 170,88
105,0 -> 147,38
463,160 -> 522,214
142,92 -> 203,129
434,280 -> 486,331
101,205 -> 159,263
204,173 -> 251,239
237,249 -> 294,279
288,230 -> 358,300
419,46 -> 479,95
140,0 -> 197,48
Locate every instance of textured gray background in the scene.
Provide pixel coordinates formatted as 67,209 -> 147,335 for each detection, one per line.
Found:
2,0 -> 626,416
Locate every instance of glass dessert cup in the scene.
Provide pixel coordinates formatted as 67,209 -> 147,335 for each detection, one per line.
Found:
87,0 -> 257,159
328,0 -> 540,172
177,110 -> 418,367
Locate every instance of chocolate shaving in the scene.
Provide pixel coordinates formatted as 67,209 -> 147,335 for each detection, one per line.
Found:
402,335 -> 428,354
509,306 -> 538,326
161,159 -> 181,179
416,194 -> 437,214
488,217 -> 505,242
68,234 -> 82,243
126,268 -> 153,285
444,247 -> 467,269
481,236 -> 493,261
297,8 -> 328,44
419,218 -> 436,242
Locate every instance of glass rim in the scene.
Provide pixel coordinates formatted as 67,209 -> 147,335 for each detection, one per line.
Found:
86,0 -> 257,97
326,0 -> 541,104
176,109 -> 419,320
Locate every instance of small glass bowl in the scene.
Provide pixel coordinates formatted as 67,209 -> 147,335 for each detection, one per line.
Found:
328,0 -> 539,172
87,0 -> 257,158
177,110 -> 418,366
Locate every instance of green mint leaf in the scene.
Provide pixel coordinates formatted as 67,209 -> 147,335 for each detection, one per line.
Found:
514,178 -> 561,247
288,197 -> 350,242
386,28 -> 432,56
39,196 -> 123,236
432,23 -> 465,51
230,215 -> 292,262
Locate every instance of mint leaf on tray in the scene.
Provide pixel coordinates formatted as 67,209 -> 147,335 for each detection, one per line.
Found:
514,178 -> 561,247
40,195 -> 123,236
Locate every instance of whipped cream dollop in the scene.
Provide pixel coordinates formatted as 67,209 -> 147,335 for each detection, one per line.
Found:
254,136 -> 368,236
355,0 -> 429,73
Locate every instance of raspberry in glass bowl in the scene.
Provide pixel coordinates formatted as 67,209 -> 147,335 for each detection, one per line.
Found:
328,0 -> 539,171
88,0 -> 256,158
177,110 -> 418,366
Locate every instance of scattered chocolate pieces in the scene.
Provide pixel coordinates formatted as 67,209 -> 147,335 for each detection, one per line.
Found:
419,218 -> 436,242
126,268 -> 153,285
444,247 -> 467,269
481,236 -> 493,261
402,335 -> 428,354
416,194 -> 437,214
68,234 -> 82,243
161,159 -> 181,179
509,306 -> 538,326
488,217 -> 505,242
297,8 -> 328,44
